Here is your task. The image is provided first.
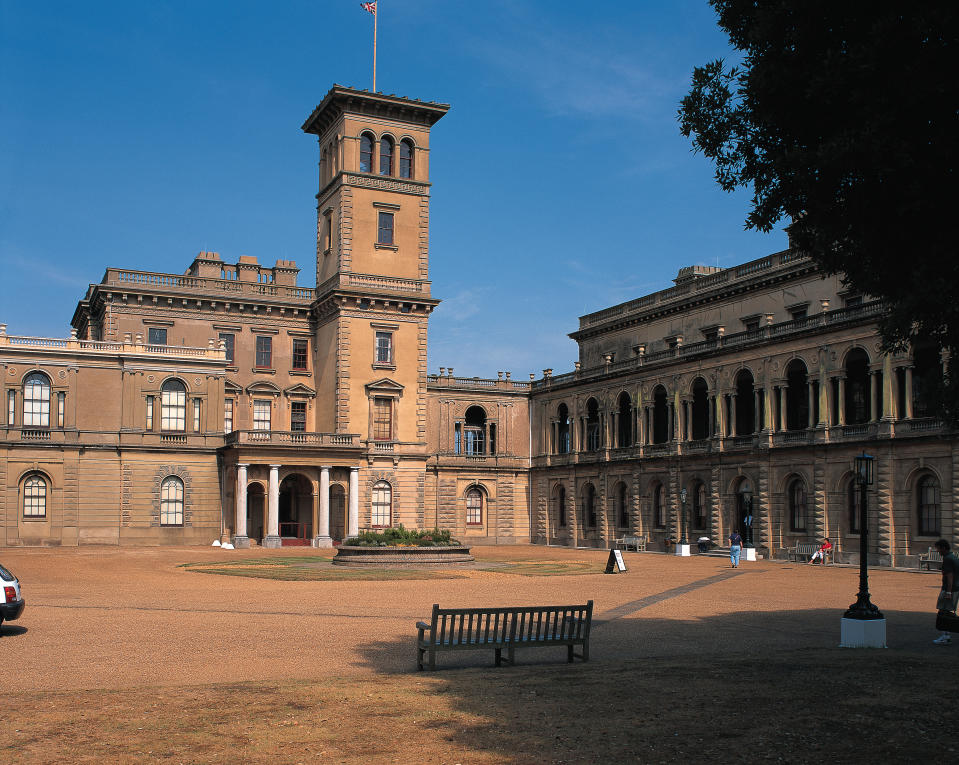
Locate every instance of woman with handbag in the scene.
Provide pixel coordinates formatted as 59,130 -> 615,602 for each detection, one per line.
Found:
933,539 -> 959,645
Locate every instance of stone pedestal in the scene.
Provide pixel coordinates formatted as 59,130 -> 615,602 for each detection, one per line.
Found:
232,534 -> 250,550
674,543 -> 691,557
840,617 -> 887,648
313,535 -> 333,548
745,547 -> 757,561
262,535 -> 282,549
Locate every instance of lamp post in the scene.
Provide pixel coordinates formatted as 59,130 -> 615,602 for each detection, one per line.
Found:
844,453 -> 883,620
680,488 -> 688,545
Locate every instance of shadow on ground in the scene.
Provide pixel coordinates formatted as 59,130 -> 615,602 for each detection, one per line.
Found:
352,607 -> 950,763
0,624 -> 27,638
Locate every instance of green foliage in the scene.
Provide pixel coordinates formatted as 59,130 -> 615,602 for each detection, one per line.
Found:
345,524 -> 461,547
680,1 -> 959,421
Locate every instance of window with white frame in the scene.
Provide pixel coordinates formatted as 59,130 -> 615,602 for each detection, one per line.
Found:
22,474 -> 47,519
23,372 -> 51,428
146,395 -> 154,430
160,476 -> 184,526
375,331 -> 393,365
160,379 -> 186,431
918,474 -> 941,536
253,399 -> 271,431
57,391 -> 65,428
372,397 -> 392,441
7,389 -> 15,426
466,488 -> 483,526
372,481 -> 392,527
255,336 -> 272,368
377,211 -> 394,245
224,398 -> 233,434
193,399 -> 201,432
291,401 -> 307,432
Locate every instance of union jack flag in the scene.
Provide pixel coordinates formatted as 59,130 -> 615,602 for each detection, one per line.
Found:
361,1 -> 376,14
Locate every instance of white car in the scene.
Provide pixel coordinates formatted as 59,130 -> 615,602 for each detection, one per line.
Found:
0,563 -> 25,631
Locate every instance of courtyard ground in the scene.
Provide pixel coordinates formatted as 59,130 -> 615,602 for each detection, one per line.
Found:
0,544 -> 955,763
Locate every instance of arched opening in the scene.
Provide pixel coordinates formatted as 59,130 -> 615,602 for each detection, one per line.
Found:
847,476 -> 861,534
22,372 -> 51,428
161,379 -> 187,431
372,480 -> 392,528
359,132 -> 375,173
279,474 -> 313,544
555,485 -> 567,528
466,487 -> 484,527
735,370 -> 755,436
246,483 -> 266,543
691,377 -> 709,440
617,392 -> 632,448
692,481 -> 708,530
399,139 -> 414,179
557,403 -> 570,454
160,476 -> 184,527
585,398 -> 601,451
787,477 -> 808,533
582,483 -> 597,528
379,136 -> 394,176
652,483 -> 666,529
734,478 -> 754,541
463,406 -> 487,455
21,473 -> 48,519
652,386 -> 669,444
615,481 -> 629,528
918,473 -> 941,536
785,360 -> 809,431
329,484 -> 346,542
844,349 -> 871,424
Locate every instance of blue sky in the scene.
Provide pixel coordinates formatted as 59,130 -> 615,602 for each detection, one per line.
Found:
0,1 -> 786,378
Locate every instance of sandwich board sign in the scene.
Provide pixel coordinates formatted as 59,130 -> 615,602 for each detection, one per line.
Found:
605,548 -> 627,573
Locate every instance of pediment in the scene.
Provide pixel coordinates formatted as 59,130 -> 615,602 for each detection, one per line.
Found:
365,377 -> 405,394
245,381 -> 281,395
284,383 -> 316,398
224,379 -> 243,393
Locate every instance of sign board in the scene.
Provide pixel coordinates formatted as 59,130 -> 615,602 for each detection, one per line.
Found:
605,548 -> 627,574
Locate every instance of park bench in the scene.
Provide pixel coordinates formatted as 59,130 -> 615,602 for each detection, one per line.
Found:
919,547 -> 943,571
788,542 -> 833,564
614,535 -> 647,552
416,601 -> 593,671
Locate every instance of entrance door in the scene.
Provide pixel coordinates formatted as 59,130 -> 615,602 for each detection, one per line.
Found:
246,484 -> 265,543
330,485 -> 346,542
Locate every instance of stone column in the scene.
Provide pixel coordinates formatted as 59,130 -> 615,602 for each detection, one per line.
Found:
763,384 -> 773,431
869,371 -> 879,422
837,376 -> 846,426
904,366 -> 914,419
315,466 -> 332,547
611,411 -> 619,448
233,464 -> 250,548
263,465 -> 282,548
348,467 -> 359,537
754,389 -> 763,433
730,394 -> 738,437
779,387 -> 788,431
807,381 -> 816,428
818,361 -> 830,427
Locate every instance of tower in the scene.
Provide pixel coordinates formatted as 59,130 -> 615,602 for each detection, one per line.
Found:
302,86 -> 448,459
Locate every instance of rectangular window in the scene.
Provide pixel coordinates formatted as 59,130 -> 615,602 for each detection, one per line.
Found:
323,211 -> 333,253
744,318 -> 761,333
454,422 -> 462,455
291,401 -> 307,432
148,328 -> 167,345
375,331 -> 393,365
790,307 -> 808,321
253,399 -> 271,431
377,211 -> 394,245
219,333 -> 235,364
193,399 -> 201,432
7,390 -> 14,426
224,398 -> 233,434
146,396 -> 154,430
57,392 -> 65,428
292,339 -> 309,371
372,397 -> 392,441
255,336 -> 272,368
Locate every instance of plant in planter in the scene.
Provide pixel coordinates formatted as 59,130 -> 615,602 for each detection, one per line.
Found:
345,524 -> 461,548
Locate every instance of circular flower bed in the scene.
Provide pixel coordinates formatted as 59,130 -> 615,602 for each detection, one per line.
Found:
332,525 -> 474,567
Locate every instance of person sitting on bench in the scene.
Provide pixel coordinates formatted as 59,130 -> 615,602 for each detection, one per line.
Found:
808,538 -> 832,564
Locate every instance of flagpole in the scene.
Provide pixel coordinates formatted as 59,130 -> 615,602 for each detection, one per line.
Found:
372,3 -> 377,92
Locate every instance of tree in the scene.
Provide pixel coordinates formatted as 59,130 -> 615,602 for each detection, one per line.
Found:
679,1 -> 959,419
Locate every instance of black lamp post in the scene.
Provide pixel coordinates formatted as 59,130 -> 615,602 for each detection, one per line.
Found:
742,484 -> 754,549
680,488 -> 688,545
844,453 -> 883,620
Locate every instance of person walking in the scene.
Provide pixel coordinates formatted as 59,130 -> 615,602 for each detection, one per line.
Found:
933,539 -> 959,645
729,529 -> 743,568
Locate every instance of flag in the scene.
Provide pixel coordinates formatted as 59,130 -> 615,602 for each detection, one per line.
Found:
361,1 -> 376,15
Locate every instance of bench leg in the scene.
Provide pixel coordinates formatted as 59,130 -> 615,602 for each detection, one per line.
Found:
495,648 -> 502,667
417,646 -> 424,671
582,640 -> 589,662
567,645 -> 574,663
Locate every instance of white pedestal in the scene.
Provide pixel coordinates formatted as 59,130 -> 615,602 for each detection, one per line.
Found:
232,535 -> 250,549
262,535 -> 282,549
745,547 -> 757,561
674,544 -> 691,557
313,535 -> 333,548
840,617 -> 887,648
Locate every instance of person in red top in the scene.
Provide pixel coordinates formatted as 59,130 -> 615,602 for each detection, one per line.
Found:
808,537 -> 833,564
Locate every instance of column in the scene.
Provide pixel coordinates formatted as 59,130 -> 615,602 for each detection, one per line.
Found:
315,466 -> 332,547
818,360 -> 830,427
904,366 -> 914,419
233,464 -> 249,548
779,387 -> 788,431
263,464 -> 281,548
348,467 -> 359,537
669,400 -> 676,442
612,411 -> 619,448
763,384 -> 773,431
807,381 -> 816,428
869,371 -> 879,422
837,376 -> 846,426
882,355 -> 895,420
754,389 -> 763,433
677,400 -> 686,442
730,394 -> 738,437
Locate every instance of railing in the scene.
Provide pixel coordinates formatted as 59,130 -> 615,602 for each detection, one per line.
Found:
160,434 -> 187,445
840,424 -> 873,438
732,435 -> 755,448
225,430 -> 361,447
0,333 -> 225,359
315,271 -> 431,298
781,431 -> 811,443
104,269 -> 315,301
909,418 -> 943,432
279,522 -> 312,541
20,429 -> 50,440
373,442 -> 395,452
427,374 -> 531,392
684,439 -> 710,452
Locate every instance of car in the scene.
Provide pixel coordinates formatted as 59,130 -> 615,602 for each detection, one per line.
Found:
0,563 -> 25,631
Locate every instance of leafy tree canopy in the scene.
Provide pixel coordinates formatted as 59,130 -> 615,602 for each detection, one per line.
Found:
680,1 -> 959,418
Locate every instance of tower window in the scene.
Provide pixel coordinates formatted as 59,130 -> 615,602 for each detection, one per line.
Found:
377,212 -> 394,245
379,136 -> 394,176
291,401 -> 307,432
219,333 -> 235,364
375,331 -> 393,365
399,139 -> 414,179
360,133 -> 374,173
148,328 -> 167,346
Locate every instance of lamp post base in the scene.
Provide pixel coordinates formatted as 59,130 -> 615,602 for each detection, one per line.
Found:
262,535 -> 282,549
744,547 -> 757,561
674,543 -> 691,557
839,617 -> 887,648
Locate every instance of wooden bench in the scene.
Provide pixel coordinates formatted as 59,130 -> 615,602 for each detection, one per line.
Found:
919,548 -> 943,571
788,542 -> 833,564
614,535 -> 647,552
416,601 -> 593,671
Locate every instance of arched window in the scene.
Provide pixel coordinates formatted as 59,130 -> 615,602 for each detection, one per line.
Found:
359,132 -> 375,173
847,477 -> 861,533
785,360 -> 809,431
844,349 -> 871,424
557,485 -> 567,527
617,392 -> 632,448
585,398 -> 601,451
463,406 -> 486,455
788,478 -> 807,532
652,386 -> 669,444
918,474 -> 940,536
22,474 -> 47,519
372,481 -> 392,527
735,370 -> 755,436
23,372 -> 51,428
693,482 -> 707,529
160,476 -> 184,526
583,484 -> 597,528
653,483 -> 666,529
399,139 -> 414,179
379,136 -> 394,176
616,482 -> 629,527
466,488 -> 483,526
161,379 -> 187,431
557,403 -> 570,454
691,378 -> 710,440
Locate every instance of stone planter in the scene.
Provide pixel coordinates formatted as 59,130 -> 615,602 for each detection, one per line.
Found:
332,545 -> 474,567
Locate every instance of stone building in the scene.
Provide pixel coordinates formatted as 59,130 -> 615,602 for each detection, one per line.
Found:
0,84 -> 951,564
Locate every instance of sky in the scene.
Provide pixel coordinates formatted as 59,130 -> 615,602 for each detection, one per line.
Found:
0,1 -> 787,379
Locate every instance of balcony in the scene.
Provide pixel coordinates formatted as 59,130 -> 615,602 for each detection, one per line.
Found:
224,430 -> 361,448
103,268 -> 315,303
